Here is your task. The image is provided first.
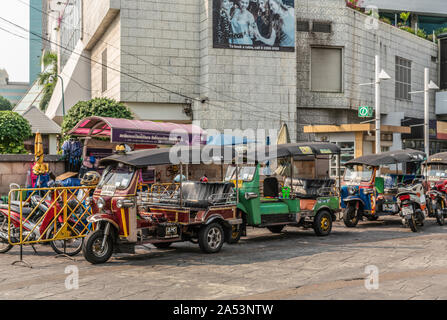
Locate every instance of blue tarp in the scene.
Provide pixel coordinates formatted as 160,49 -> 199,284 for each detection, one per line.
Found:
206,134 -> 255,146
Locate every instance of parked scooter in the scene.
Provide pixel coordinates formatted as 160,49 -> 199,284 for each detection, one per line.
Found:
396,179 -> 426,232
0,181 -> 91,256
426,180 -> 447,226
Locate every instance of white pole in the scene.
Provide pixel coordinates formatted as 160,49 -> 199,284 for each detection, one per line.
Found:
375,55 -> 381,154
424,68 -> 430,157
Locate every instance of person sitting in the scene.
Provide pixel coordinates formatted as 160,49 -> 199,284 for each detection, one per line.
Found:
200,174 -> 209,183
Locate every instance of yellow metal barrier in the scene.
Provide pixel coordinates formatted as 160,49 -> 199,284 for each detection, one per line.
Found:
5,186 -> 95,246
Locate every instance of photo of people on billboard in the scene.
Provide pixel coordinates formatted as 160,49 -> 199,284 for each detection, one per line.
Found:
213,0 -> 295,52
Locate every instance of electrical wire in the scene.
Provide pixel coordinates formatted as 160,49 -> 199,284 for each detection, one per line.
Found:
14,0 -> 293,122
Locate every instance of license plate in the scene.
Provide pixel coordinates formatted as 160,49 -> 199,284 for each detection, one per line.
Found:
402,206 -> 413,216
165,225 -> 178,238
101,185 -> 116,196
383,204 -> 396,212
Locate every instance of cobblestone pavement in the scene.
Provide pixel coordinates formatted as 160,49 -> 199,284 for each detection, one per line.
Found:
2,216 -> 447,300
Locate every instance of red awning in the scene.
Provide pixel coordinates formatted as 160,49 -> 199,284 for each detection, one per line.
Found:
68,116 -> 207,145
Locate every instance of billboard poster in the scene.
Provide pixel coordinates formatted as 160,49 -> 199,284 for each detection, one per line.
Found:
111,128 -> 205,146
212,0 -> 295,52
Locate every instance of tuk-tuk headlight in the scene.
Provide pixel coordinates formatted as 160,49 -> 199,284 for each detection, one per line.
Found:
348,186 -> 357,195
117,199 -> 123,208
97,197 -> 105,209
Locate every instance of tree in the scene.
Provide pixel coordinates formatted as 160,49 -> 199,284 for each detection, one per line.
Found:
400,12 -> 411,26
61,97 -> 134,135
37,51 -> 58,111
0,111 -> 32,154
0,96 -> 12,111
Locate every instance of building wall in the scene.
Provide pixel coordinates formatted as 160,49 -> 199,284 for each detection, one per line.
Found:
30,0 -> 43,84
296,0 -> 438,141
90,14 -> 121,101
108,0 -> 296,136
197,0 -> 297,135
0,70 -> 28,106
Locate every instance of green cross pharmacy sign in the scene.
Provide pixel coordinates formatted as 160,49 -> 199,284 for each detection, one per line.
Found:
358,105 -> 373,118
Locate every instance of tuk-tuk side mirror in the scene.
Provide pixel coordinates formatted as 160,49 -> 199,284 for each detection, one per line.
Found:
375,177 -> 384,194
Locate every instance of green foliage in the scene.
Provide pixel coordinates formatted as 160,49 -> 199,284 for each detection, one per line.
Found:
0,96 -> 12,111
0,111 -> 32,154
37,51 -> 58,111
400,26 -> 415,34
417,28 -> 427,39
400,12 -> 411,25
379,17 -> 392,25
61,97 -> 134,136
435,27 -> 447,37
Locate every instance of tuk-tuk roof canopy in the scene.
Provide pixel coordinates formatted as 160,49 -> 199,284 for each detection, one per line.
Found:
345,149 -> 426,167
427,152 -> 447,165
68,116 -> 206,145
246,142 -> 341,162
100,145 -> 237,168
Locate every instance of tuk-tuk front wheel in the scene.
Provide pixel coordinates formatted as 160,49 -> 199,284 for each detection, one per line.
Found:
343,204 -> 360,228
82,229 -> 114,264
225,224 -> 242,244
198,222 -> 224,254
313,210 -> 332,236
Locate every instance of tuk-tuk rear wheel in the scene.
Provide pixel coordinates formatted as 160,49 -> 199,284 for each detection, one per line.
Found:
313,210 -> 332,236
82,229 -> 114,264
198,222 -> 224,254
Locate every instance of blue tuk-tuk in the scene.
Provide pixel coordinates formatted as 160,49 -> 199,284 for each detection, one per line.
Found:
341,149 -> 426,227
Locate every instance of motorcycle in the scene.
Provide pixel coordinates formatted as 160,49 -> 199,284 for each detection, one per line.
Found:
0,183 -> 88,256
426,180 -> 447,226
397,180 -> 426,232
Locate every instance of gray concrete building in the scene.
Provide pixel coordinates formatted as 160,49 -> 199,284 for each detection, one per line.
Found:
45,0 -> 297,139
0,69 -> 29,106
44,0 -> 441,156
297,0 -> 440,165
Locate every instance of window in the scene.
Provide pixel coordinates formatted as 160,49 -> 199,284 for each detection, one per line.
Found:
102,48 -> 107,93
297,20 -> 310,32
312,21 -> 331,33
330,141 -> 354,178
311,47 -> 343,92
395,56 -> 411,101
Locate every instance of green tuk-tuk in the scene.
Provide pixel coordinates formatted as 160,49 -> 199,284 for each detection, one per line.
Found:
226,142 -> 341,240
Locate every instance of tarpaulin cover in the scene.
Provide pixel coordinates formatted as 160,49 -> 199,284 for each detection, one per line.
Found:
100,146 -> 237,167
68,116 -> 206,146
345,149 -> 426,167
246,142 -> 341,162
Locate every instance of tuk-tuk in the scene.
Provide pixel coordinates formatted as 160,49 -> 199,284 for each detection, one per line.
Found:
424,152 -> 447,225
341,149 -> 426,228
230,142 -> 341,237
82,146 -> 242,264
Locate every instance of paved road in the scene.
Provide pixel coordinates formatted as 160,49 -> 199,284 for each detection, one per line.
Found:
1,216 -> 447,300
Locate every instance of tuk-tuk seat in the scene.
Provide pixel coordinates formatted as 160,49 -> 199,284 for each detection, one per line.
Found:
263,177 -> 279,198
285,178 -> 335,199
158,182 -> 234,208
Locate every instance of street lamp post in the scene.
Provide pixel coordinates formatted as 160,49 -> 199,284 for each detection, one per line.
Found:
360,55 -> 391,154
409,68 -> 439,157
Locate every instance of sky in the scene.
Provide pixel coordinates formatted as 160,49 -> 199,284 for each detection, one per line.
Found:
0,0 -> 30,83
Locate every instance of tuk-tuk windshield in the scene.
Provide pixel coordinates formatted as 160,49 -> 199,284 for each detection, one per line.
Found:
344,165 -> 374,182
225,166 -> 256,182
98,164 -> 136,190
427,165 -> 447,180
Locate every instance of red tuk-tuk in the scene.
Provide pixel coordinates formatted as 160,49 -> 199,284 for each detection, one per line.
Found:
82,147 -> 242,264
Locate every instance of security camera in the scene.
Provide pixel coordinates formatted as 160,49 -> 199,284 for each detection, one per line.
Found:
200,96 -> 209,103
